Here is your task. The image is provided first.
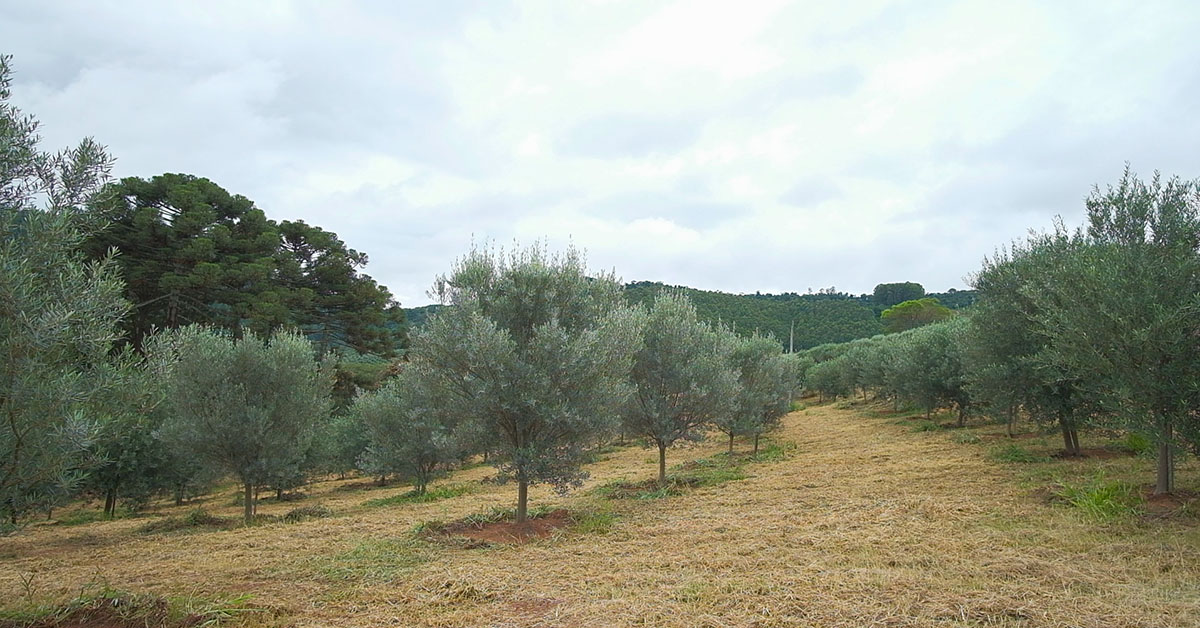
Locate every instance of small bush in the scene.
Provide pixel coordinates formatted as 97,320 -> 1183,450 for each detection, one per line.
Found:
363,483 -> 474,508
283,504 -> 333,523
789,401 -> 806,412
910,420 -> 944,433
749,441 -> 797,463
952,432 -> 982,445
571,510 -> 618,534
1116,432 -> 1154,457
1054,475 -> 1142,521
988,444 -> 1050,464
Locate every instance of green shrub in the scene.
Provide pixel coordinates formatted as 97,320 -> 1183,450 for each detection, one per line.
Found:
1054,475 -> 1142,521
1117,432 -> 1154,457
571,510 -> 618,534
952,432 -> 982,445
283,504 -> 333,523
910,420 -> 944,433
749,441 -> 797,463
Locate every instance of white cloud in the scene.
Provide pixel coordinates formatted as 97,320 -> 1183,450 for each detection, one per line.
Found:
4,0 -> 1200,305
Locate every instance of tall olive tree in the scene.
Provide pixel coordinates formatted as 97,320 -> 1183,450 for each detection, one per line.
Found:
623,292 -> 736,486
1031,169 -> 1200,493
0,55 -> 130,525
159,326 -> 332,523
416,244 -> 639,523
968,235 -> 1095,450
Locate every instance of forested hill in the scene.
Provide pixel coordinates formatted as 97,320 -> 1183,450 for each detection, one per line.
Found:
407,282 -> 976,351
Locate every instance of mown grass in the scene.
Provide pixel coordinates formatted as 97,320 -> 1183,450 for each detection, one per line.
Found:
0,585 -> 271,628
2,405 -> 1197,627
361,483 -> 475,508
314,537 -> 431,584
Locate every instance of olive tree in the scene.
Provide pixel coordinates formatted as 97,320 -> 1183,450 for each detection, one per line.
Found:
416,244 -> 639,522
353,365 -> 460,495
623,292 -> 736,486
159,326 -> 332,523
726,333 -> 795,454
0,55 -> 128,525
968,235 -> 1095,449
1031,168 -> 1200,493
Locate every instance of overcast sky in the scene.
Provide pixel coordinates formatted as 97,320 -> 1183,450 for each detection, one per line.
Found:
5,1 -> 1199,306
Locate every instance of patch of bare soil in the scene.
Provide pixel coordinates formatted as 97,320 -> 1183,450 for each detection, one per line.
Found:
437,509 -> 573,546
1142,489 -> 1198,517
981,431 -> 1045,441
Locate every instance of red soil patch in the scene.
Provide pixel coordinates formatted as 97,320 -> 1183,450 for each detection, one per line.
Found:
506,597 -> 562,616
438,509 -> 574,546
1142,489 -> 1198,517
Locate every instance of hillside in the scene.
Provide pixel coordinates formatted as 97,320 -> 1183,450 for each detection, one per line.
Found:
405,283 -> 977,350
2,402 -> 1194,627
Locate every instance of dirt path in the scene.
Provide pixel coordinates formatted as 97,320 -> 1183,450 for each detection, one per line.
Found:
2,404 -> 1197,627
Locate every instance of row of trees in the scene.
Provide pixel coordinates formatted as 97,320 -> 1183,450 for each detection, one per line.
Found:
803,167 -> 1200,494
1,58 -> 800,526
362,248 -> 801,522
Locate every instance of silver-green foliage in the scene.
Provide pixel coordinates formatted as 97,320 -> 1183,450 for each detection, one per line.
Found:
623,292 -> 736,483
1030,168 -> 1200,493
353,365 -> 460,494
0,55 -> 126,524
416,243 -> 640,521
158,326 -> 332,522
721,333 -> 794,451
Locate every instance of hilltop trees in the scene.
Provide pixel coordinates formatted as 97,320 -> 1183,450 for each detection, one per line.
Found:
85,174 -> 405,355
0,55 -> 131,525
872,282 -> 925,308
158,327 -> 332,523
881,297 -> 953,333
415,244 -> 640,522
623,293 -> 737,486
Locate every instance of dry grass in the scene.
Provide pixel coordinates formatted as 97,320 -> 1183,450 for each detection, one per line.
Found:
2,402 -> 1198,627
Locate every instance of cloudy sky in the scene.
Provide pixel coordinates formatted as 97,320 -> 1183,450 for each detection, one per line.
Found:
5,1 -> 1199,306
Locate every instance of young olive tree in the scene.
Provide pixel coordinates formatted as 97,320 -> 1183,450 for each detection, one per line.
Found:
159,326 -> 332,523
623,292 -> 736,486
0,55 -> 129,525
726,334 -> 794,454
1031,168 -> 1200,493
416,244 -> 639,523
893,319 -> 971,422
353,365 -> 460,495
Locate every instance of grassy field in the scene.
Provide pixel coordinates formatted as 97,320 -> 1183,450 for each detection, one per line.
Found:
1,401 -> 1197,627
